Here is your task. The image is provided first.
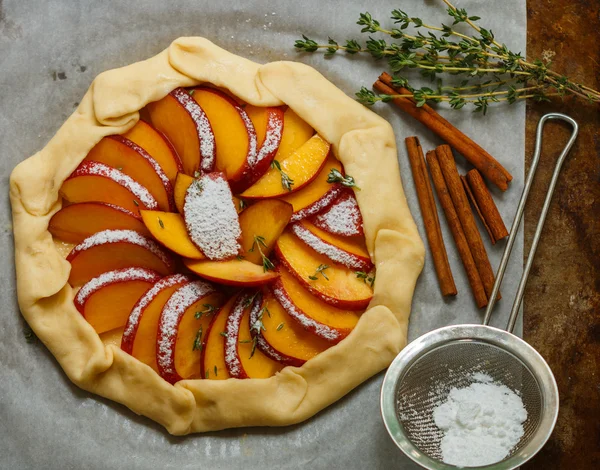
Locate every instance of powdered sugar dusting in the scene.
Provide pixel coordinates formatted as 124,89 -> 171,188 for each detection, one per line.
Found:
271,280 -> 340,342
224,293 -> 249,378
238,106 -> 258,168
68,229 -> 172,269
74,267 -> 160,309
171,88 -> 216,172
157,280 -> 216,383
72,161 -> 158,210
251,109 -> 283,168
183,173 -> 241,260
122,274 -> 192,342
290,184 -> 344,222
312,192 -> 363,236
290,223 -> 369,270
248,294 -> 290,364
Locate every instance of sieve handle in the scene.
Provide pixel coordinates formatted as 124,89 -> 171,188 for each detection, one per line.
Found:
483,113 -> 579,333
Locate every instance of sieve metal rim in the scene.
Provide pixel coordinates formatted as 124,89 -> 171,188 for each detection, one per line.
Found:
380,324 -> 559,470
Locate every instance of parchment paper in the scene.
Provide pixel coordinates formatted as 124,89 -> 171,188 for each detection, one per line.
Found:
0,0 -> 525,468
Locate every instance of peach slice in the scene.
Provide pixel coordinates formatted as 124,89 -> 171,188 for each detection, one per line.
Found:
291,220 -> 372,271
192,88 -> 257,192
250,290 -> 331,366
239,199 -> 293,265
174,172 -> 243,214
272,264 -> 361,342
140,210 -> 205,259
67,229 -> 174,286
240,135 -> 330,199
49,202 -> 150,243
85,135 -> 174,211
157,280 -> 223,384
183,258 -> 279,286
280,154 -> 344,222
224,291 -> 284,379
274,108 -> 314,161
183,172 -> 241,260
240,106 -> 284,190
311,191 -> 364,237
147,87 -> 216,174
123,120 -> 183,182
60,161 -> 159,215
274,229 -> 373,309
201,295 -> 237,380
121,274 -> 192,371
74,267 -> 161,334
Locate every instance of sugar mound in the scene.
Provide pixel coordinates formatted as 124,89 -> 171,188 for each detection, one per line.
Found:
433,374 -> 527,467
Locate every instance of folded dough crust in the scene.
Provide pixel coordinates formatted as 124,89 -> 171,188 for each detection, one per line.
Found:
9,37 -> 424,435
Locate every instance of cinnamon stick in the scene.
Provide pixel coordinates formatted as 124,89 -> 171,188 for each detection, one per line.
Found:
373,73 -> 512,191
461,174 -> 496,244
427,150 -> 488,308
466,169 -> 509,242
435,145 -> 499,300
405,137 -> 457,297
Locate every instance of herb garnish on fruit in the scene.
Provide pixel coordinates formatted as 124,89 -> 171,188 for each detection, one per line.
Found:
270,159 -> 295,191
295,0 -> 600,112
308,264 -> 330,281
249,235 -> 276,272
355,271 -> 375,287
327,169 -> 360,190
192,327 -> 203,351
195,304 -> 217,319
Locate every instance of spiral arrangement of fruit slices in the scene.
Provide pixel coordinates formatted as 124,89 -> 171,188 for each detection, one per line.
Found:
50,86 -> 375,383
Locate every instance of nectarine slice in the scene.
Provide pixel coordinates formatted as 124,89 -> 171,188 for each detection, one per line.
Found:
140,210 -> 205,259
311,191 -> 364,237
67,229 -> 174,286
49,202 -> 150,243
123,120 -> 183,182
275,108 -> 314,161
201,295 -> 237,380
74,267 -> 161,334
183,258 -> 279,286
192,88 -> 257,192
275,230 -> 373,310
240,135 -> 330,199
239,199 -> 293,266
240,106 -> 284,190
291,220 -> 372,271
251,290 -> 331,366
272,264 -> 361,342
280,154 -> 344,222
174,172 -> 243,214
85,135 -> 174,211
147,87 -> 216,174
60,161 -> 158,215
224,292 -> 284,379
121,274 -> 192,371
157,280 -> 223,384
183,172 -> 241,260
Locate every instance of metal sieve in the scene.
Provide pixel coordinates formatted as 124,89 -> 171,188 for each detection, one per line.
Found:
381,113 -> 579,469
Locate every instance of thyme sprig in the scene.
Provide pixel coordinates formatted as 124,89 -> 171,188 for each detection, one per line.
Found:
271,159 -> 294,191
192,326 -> 203,351
249,235 -> 275,272
327,168 -> 360,190
308,264 -> 330,281
195,304 -> 218,319
355,271 -> 376,287
249,304 -> 268,359
295,0 -> 600,112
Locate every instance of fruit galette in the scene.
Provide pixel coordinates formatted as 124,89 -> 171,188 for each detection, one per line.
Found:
10,37 -> 423,434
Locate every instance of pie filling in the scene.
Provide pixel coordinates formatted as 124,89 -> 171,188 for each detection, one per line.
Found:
50,86 -> 375,383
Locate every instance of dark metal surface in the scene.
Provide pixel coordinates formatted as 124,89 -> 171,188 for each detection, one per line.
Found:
524,1 -> 600,468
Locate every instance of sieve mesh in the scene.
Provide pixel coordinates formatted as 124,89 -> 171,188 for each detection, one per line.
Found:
395,339 -> 543,463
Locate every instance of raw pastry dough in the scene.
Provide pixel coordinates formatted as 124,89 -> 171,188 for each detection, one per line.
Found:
9,37 -> 424,434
